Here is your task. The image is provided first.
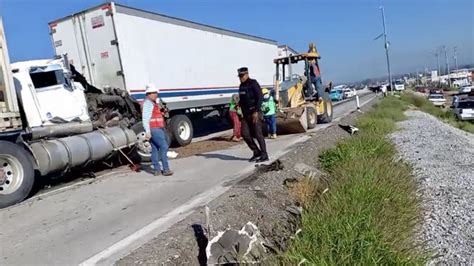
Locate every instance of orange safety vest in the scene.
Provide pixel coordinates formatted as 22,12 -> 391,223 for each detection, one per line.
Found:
150,102 -> 165,128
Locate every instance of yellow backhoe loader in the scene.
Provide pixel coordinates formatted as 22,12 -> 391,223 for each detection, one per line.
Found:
273,43 -> 333,134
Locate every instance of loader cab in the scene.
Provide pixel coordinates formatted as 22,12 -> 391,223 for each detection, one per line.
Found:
273,52 -> 321,107
11,58 -> 90,128
272,47 -> 333,133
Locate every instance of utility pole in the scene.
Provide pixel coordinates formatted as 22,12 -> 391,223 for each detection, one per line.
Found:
453,47 -> 458,71
443,45 -> 451,87
380,6 -> 393,95
434,50 -> 441,76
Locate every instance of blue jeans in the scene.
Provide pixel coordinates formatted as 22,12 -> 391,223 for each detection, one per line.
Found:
150,128 -> 170,172
264,115 -> 277,135
311,77 -> 324,98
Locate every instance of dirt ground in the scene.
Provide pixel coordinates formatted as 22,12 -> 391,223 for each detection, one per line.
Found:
172,135 -> 239,159
117,101 -> 376,265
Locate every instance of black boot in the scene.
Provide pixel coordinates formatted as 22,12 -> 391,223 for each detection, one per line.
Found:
256,153 -> 269,163
249,152 -> 261,162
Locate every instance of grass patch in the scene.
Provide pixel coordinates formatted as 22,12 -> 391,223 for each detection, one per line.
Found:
283,96 -> 427,265
400,93 -> 474,134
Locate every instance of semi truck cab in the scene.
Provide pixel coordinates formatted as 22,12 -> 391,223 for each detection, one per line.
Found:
12,59 -> 90,127
0,17 -> 139,208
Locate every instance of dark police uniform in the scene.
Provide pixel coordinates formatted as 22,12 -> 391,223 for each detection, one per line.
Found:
238,70 -> 268,161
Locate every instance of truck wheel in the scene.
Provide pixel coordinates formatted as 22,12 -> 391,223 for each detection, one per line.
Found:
306,106 -> 317,129
0,141 -> 35,208
168,115 -> 193,146
131,123 -> 172,162
317,92 -> 333,124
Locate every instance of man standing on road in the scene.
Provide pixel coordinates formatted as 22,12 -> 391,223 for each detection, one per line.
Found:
237,67 -> 268,162
142,84 -> 173,176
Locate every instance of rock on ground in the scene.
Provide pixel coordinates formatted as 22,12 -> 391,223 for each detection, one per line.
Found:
390,110 -> 474,264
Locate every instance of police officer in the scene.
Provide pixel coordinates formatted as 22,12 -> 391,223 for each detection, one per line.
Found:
237,67 -> 268,162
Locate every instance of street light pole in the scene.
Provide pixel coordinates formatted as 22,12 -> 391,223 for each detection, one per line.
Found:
453,47 -> 458,71
443,45 -> 451,87
435,51 -> 441,76
380,6 -> 393,95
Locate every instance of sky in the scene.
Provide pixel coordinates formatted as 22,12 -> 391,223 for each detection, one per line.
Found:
0,0 -> 472,83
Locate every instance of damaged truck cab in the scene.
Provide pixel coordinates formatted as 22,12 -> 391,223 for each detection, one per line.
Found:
0,18 -> 140,208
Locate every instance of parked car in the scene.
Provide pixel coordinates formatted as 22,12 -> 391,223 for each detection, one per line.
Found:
452,100 -> 474,121
394,81 -> 405,91
342,88 -> 355,99
459,85 -> 473,93
330,89 -> 344,101
428,93 -> 446,107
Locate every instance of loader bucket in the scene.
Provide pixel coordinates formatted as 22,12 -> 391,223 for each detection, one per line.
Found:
276,106 -> 308,135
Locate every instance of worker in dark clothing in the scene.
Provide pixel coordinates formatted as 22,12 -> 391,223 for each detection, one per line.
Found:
237,67 -> 268,162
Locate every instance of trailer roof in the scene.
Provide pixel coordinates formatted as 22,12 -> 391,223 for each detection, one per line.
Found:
49,2 -> 277,45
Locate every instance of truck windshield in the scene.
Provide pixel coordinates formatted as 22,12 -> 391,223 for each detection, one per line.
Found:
30,69 -> 66,89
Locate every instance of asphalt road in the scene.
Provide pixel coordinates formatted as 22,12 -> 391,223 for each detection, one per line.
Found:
0,92 -> 376,266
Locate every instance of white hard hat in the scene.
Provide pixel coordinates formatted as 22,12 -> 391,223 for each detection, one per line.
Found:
145,83 -> 159,94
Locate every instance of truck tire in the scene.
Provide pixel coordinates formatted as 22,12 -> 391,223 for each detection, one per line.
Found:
306,106 -> 317,129
131,123 -> 171,162
0,141 -> 35,208
168,115 -> 193,146
317,92 -> 333,124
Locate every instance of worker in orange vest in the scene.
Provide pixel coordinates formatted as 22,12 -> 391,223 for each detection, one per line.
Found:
143,84 -> 173,176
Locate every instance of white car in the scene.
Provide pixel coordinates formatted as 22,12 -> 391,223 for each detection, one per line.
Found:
453,100 -> 474,121
459,85 -> 473,93
342,88 -> 355,98
394,81 -> 405,91
428,94 -> 446,107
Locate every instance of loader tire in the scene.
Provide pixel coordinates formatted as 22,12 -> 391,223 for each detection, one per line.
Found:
306,106 -> 317,129
168,114 -> 193,147
317,93 -> 333,124
0,141 -> 35,208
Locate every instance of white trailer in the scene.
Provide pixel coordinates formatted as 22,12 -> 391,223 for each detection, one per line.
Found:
50,2 -> 278,145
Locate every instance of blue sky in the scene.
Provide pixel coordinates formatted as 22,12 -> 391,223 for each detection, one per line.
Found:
0,0 -> 472,83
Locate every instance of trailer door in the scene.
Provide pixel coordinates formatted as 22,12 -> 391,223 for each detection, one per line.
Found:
51,4 -> 125,90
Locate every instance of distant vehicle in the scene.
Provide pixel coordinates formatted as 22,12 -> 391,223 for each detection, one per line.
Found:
429,89 -> 443,94
394,81 -> 405,91
342,88 -> 355,99
416,87 -> 428,93
459,85 -> 473,93
452,100 -> 474,121
428,93 -> 446,107
330,89 -> 344,101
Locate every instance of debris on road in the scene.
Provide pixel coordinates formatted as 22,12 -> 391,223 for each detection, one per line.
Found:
255,159 -> 284,172
206,222 -> 268,264
293,162 -> 324,178
338,124 -> 359,135
167,151 -> 179,159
